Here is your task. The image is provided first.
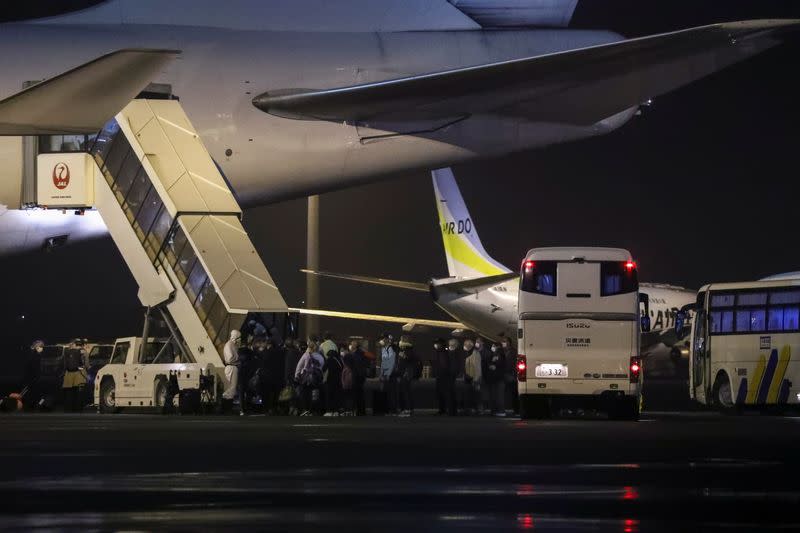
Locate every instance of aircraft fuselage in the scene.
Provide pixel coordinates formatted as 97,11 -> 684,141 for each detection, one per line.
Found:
0,24 -> 630,206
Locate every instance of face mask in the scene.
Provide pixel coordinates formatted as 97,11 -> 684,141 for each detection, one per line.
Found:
448,346 -> 457,352
491,346 -> 497,352
379,340 -> 386,347
502,343 -> 509,349
464,343 -> 474,351
475,342 -> 483,349
434,344 -> 441,350
35,347 -> 43,353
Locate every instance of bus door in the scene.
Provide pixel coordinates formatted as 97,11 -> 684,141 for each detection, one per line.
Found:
691,295 -> 711,403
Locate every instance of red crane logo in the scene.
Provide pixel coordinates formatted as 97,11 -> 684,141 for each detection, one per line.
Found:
52,162 -> 70,190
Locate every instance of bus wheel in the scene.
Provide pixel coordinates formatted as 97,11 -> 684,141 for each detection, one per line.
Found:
712,373 -> 739,414
154,377 -> 168,413
99,378 -> 119,414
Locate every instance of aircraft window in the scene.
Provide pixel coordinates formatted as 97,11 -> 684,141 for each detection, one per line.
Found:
737,292 -> 767,306
711,294 -> 735,308
770,291 -> 800,305
110,343 -> 130,364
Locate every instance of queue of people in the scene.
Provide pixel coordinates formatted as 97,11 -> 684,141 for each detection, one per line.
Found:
431,335 -> 517,417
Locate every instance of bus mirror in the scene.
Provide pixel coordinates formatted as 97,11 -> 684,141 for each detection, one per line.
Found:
641,314 -> 651,333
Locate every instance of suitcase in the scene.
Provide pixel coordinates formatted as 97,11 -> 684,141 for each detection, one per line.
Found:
372,389 -> 387,416
179,388 -> 201,415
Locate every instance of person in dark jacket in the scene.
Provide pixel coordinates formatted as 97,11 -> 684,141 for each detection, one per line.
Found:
24,340 -> 44,411
475,337 -> 491,412
486,340 -> 507,416
283,338 -> 302,415
432,338 -> 456,416
62,342 -> 87,412
344,340 -> 368,415
397,335 -> 418,416
501,337 -> 519,414
261,337 -> 285,414
237,339 -> 258,414
322,345 -> 344,415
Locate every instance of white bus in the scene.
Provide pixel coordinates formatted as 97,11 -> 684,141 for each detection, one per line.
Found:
516,248 -> 646,420
683,279 -> 800,411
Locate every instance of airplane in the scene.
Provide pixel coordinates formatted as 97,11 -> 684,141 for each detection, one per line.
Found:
302,167 -> 698,360
0,0 -> 797,271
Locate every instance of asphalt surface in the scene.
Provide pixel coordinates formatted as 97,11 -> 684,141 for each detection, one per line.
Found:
1,410 -> 799,531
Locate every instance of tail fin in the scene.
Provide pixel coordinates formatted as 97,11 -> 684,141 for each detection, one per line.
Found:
432,168 -> 510,279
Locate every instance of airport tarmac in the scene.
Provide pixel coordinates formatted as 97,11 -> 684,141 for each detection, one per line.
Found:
1,411 -> 799,531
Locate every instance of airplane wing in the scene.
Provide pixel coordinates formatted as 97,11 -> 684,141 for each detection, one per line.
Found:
254,19 -> 799,126
0,49 -> 179,135
435,272 -> 518,293
289,307 -> 464,332
301,269 -> 429,292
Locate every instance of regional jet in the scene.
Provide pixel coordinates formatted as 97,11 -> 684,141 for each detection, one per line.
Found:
303,168 -> 697,359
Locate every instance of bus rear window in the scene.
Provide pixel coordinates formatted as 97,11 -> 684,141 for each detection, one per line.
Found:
600,261 -> 638,296
520,260 -> 557,295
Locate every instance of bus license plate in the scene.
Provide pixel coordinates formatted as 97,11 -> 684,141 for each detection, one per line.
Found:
535,364 -> 568,378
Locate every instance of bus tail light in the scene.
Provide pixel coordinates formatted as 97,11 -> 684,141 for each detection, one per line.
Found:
517,355 -> 527,381
630,356 -> 641,383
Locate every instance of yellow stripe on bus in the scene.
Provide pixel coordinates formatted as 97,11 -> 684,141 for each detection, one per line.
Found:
746,354 -> 767,405
766,346 -> 791,404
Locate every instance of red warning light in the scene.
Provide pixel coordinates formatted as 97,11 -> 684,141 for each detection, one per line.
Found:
624,261 -> 636,272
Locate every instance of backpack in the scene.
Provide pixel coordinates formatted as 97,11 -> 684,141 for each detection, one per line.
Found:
341,364 -> 354,390
301,355 -> 323,387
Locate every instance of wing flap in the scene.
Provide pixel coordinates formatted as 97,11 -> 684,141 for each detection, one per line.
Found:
0,49 -> 179,135
254,19 -> 799,126
289,307 -> 464,331
301,269 -> 429,292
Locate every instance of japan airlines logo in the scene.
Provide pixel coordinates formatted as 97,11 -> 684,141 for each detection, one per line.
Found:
52,162 -> 70,190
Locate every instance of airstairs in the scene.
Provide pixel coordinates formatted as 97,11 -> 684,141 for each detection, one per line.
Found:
46,99 -> 286,369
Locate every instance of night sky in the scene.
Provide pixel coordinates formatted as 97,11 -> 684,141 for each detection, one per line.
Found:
2,1 -> 800,360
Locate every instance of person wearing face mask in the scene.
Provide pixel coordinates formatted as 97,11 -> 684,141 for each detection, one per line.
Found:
501,337 -> 519,414
344,340 -> 368,415
446,339 -> 462,415
463,337 -> 483,415
322,341 -> 344,416
24,340 -> 44,411
486,341 -> 507,416
432,338 -> 454,415
475,337 -> 491,413
396,335 -> 419,417
295,337 -> 325,416
378,332 -> 399,415
223,329 -> 242,414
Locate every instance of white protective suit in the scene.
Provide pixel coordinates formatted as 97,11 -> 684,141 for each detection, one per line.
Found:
222,330 -> 241,400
